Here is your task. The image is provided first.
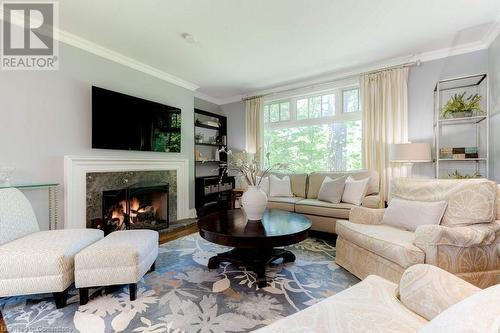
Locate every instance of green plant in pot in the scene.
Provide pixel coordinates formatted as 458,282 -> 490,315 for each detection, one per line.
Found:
441,92 -> 484,119
195,133 -> 204,143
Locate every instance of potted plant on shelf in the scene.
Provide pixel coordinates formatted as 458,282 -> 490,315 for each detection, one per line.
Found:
195,133 -> 204,143
218,148 -> 287,221
441,92 -> 484,119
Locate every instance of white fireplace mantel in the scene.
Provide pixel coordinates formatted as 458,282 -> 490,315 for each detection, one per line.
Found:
64,155 -> 192,229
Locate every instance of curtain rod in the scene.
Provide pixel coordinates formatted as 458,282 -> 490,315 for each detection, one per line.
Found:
242,60 -> 421,101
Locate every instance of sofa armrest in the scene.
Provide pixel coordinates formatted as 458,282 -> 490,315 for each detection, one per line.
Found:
399,264 -> 480,321
349,206 -> 385,225
414,223 -> 499,248
361,194 -> 382,208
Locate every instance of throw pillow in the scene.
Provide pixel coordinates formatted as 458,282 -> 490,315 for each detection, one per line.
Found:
256,176 -> 270,195
342,176 -> 369,205
269,175 -> 294,197
318,176 -> 346,203
382,198 -> 447,231
419,284 -> 500,333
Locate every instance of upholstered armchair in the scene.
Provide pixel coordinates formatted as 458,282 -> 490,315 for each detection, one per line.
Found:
336,179 -> 500,288
0,188 -> 103,308
253,264 -> 500,333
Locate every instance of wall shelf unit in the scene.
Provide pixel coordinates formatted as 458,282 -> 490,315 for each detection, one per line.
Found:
194,109 -> 234,217
433,73 -> 489,179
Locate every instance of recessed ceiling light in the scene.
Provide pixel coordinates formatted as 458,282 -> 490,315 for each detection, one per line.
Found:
181,33 -> 196,43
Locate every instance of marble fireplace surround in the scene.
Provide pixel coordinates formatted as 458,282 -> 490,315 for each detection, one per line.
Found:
64,156 -> 192,229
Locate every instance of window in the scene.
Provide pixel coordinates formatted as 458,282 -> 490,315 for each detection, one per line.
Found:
264,101 -> 290,123
343,88 -> 360,113
263,86 -> 362,173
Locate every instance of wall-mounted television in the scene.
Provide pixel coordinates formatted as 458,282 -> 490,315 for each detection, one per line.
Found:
92,86 -> 181,152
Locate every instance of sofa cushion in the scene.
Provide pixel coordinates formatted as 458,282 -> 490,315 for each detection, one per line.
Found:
307,170 -> 379,199
399,264 -> 480,321
336,220 -> 425,268
419,284 -> 500,333
361,194 -> 382,208
269,175 -> 294,197
295,199 -> 354,219
251,275 -> 427,333
0,229 -> 104,295
269,173 -> 308,198
342,176 -> 369,205
267,196 -> 303,211
391,178 -> 497,226
382,198 -> 447,231
317,176 -> 346,203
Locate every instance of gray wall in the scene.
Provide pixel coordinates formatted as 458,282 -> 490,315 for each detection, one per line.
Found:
221,101 -> 246,152
194,97 -> 223,115
0,43 -> 195,230
489,35 -> 500,182
407,50 -> 489,177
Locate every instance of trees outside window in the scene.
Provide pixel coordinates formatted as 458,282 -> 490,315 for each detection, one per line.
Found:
263,87 -> 361,173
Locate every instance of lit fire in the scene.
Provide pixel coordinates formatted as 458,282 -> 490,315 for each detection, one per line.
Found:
110,198 -> 156,226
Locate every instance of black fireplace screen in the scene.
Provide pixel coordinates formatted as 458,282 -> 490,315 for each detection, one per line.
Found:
102,182 -> 169,233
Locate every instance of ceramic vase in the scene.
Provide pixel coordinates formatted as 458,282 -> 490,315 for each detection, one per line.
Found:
241,185 -> 267,221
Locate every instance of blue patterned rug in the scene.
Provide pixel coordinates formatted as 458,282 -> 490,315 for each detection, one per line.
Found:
0,234 -> 359,333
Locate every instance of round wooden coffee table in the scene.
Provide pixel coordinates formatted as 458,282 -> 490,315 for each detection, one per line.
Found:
198,209 -> 311,287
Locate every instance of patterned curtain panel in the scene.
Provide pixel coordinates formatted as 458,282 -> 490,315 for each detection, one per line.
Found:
245,96 -> 263,154
361,67 -> 409,203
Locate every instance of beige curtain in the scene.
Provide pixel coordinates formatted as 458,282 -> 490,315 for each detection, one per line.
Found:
245,97 -> 263,154
362,67 -> 409,203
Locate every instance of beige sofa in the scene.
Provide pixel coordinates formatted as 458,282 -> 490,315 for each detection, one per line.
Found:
336,178 -> 500,288
266,170 -> 381,233
253,264 -> 500,333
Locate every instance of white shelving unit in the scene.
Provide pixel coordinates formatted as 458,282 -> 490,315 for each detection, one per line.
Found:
434,73 -> 489,179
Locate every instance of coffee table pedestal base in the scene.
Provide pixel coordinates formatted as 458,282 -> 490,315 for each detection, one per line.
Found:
208,248 -> 296,287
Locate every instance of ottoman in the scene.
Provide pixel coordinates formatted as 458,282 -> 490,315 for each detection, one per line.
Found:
75,230 -> 159,304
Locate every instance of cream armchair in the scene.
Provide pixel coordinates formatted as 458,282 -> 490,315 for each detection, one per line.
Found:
253,264 -> 500,333
0,188 -> 103,308
335,179 -> 500,288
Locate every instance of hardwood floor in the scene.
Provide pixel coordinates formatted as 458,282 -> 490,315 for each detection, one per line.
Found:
159,220 -> 198,244
0,221 -> 199,333
0,312 -> 6,333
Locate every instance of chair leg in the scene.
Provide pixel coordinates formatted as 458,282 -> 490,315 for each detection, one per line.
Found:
149,261 -> 156,273
129,283 -> 137,301
53,289 -> 68,309
79,288 -> 89,306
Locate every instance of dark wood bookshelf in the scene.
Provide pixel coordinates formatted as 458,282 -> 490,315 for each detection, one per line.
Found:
194,109 -> 234,217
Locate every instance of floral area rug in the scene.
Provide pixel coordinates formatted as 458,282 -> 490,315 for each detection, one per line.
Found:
0,234 -> 359,333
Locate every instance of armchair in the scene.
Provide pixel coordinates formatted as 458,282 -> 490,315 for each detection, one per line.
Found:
0,188 -> 103,308
335,179 -> 500,288
253,264 -> 500,333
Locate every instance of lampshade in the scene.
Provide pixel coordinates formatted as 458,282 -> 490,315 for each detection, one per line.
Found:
389,143 -> 431,162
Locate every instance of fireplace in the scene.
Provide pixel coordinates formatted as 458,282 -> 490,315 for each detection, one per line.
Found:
101,182 -> 169,234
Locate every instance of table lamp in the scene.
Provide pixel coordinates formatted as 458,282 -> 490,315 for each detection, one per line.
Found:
389,143 -> 432,177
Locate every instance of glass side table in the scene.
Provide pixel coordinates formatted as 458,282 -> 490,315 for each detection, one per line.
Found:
0,183 -> 60,230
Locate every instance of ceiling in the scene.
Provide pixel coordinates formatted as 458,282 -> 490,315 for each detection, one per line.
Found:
58,0 -> 500,103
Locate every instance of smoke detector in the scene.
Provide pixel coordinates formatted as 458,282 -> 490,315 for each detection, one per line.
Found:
181,33 -> 196,43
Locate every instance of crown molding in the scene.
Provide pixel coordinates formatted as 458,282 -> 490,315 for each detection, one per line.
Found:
194,91 -> 225,105
219,30 -> 498,105
0,7 -> 200,91
3,5 -> 499,105
58,30 -> 200,91
483,15 -> 500,47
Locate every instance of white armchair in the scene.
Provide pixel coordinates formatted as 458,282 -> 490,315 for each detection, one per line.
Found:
0,188 -> 103,308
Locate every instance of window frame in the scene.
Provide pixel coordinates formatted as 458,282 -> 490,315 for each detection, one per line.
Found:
262,84 -> 363,171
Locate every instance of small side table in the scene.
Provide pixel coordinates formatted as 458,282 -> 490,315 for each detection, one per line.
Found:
230,188 -> 245,210
0,183 -> 59,230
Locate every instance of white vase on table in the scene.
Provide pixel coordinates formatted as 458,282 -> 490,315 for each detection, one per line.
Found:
241,185 -> 267,221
